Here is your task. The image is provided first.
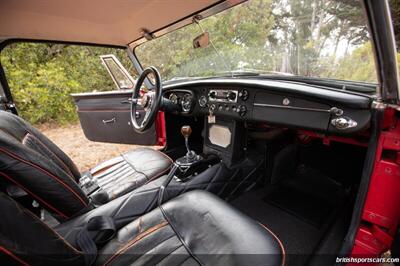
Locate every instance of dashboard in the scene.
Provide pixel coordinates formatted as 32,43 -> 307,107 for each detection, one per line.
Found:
162,78 -> 374,135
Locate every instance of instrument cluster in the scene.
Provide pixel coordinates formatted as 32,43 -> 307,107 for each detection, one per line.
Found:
166,90 -> 194,113
164,88 -> 250,117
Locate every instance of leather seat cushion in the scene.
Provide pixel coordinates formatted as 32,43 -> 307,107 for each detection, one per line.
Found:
0,111 -> 89,219
0,193 -> 84,266
0,111 -> 173,219
90,148 -> 172,200
96,190 -> 284,266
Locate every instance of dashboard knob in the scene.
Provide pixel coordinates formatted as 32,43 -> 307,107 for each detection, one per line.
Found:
236,105 -> 247,116
209,91 -> 216,99
239,89 -> 249,101
227,91 -> 236,101
210,104 -> 217,111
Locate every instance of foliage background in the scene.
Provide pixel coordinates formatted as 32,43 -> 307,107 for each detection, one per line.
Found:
1,0 -> 400,125
137,0 -> 378,82
1,44 -> 136,124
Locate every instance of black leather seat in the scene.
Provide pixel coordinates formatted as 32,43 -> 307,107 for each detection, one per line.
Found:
0,190 -> 285,266
0,111 -> 172,219
83,147 -> 172,201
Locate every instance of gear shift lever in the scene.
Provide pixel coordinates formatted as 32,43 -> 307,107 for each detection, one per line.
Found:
181,125 -> 193,156
175,125 -> 199,167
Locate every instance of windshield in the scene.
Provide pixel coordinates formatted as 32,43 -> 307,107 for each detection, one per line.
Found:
135,0 -> 377,84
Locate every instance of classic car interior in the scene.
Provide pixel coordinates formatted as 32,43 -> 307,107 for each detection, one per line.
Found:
0,63 -> 373,266
0,0 -> 398,265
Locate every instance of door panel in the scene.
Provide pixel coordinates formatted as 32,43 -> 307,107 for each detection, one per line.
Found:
71,91 -> 157,145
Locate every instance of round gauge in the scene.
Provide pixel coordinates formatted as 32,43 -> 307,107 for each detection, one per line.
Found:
169,93 -> 179,105
198,95 -> 207,108
181,93 -> 193,112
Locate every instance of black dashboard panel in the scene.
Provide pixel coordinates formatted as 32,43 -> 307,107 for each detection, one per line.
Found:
162,78 -> 374,134
252,91 -> 332,130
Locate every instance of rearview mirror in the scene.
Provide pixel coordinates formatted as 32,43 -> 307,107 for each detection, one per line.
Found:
193,32 -> 210,49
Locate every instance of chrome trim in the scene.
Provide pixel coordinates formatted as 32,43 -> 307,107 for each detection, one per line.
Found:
372,100 -> 400,111
330,107 -> 344,116
253,103 -> 331,113
282,98 -> 290,106
129,0 -> 247,49
99,54 -> 136,90
71,90 -> 131,97
371,100 -> 387,110
102,117 -> 116,124
208,89 -> 238,103
331,117 -> 358,130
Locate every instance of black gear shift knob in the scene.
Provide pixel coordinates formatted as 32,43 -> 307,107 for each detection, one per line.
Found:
181,126 -> 192,138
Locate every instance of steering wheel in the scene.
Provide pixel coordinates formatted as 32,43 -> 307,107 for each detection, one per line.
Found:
130,66 -> 162,133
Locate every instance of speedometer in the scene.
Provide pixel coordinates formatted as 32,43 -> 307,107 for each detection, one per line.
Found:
181,93 -> 193,112
169,93 -> 179,105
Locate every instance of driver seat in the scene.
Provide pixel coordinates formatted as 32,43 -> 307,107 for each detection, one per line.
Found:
0,110 -> 172,219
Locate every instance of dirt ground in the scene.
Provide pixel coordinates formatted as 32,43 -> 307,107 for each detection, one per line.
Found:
37,123 -> 153,172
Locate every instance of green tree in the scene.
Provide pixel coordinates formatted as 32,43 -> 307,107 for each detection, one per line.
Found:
1,43 -> 136,124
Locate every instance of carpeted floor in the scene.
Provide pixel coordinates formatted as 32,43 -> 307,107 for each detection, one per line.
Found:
230,171 -> 349,266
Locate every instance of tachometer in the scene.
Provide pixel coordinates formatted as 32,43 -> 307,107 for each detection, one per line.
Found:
181,93 -> 193,112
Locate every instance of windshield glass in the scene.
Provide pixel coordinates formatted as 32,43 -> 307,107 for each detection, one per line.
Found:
135,0 -> 377,83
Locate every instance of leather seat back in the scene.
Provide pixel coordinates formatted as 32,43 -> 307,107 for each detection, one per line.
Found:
0,192 -> 84,265
0,111 -> 88,219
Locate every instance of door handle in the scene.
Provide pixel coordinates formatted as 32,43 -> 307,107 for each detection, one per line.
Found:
102,117 -> 116,124
121,98 -> 132,104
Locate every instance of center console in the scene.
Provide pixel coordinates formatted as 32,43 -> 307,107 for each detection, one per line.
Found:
198,88 -> 250,118
173,125 -> 219,181
203,117 -> 246,166
65,125 -> 261,232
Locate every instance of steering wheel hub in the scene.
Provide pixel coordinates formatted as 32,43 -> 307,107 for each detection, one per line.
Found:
138,92 -> 152,108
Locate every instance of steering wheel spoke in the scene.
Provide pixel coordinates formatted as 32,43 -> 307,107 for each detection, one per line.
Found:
141,109 -> 151,127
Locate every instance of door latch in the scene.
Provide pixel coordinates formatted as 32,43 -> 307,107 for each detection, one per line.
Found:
121,98 -> 132,104
331,117 -> 357,130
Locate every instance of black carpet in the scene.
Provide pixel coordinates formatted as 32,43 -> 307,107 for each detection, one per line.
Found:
231,184 -> 345,266
264,186 -> 334,228
230,142 -> 362,265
